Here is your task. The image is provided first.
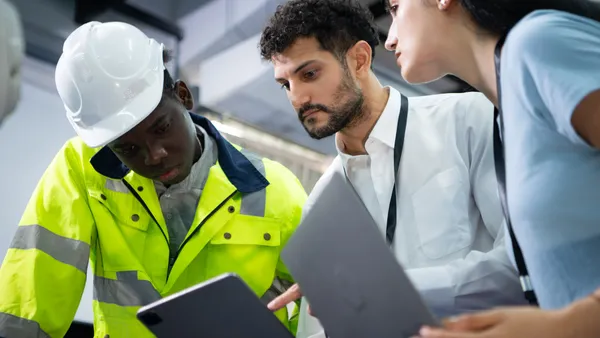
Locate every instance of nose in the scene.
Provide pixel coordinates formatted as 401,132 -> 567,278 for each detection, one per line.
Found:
144,142 -> 168,166
288,83 -> 311,111
385,21 -> 398,51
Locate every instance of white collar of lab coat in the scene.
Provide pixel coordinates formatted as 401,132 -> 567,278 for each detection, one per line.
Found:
335,86 -> 402,161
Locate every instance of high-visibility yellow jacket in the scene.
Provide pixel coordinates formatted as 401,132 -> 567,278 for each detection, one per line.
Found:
0,114 -> 307,338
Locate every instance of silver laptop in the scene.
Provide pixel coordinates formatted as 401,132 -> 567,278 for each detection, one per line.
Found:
281,171 -> 440,338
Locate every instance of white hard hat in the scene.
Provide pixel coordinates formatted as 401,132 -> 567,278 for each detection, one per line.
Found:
55,21 -> 165,148
0,0 -> 24,125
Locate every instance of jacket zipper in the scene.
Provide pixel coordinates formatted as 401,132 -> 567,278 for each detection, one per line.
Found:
123,179 -> 237,277
173,190 -> 237,262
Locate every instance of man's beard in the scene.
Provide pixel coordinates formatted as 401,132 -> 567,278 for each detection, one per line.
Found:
297,71 -> 365,140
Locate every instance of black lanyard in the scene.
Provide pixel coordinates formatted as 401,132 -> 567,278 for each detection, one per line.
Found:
341,93 -> 408,246
493,37 -> 538,306
386,94 -> 409,245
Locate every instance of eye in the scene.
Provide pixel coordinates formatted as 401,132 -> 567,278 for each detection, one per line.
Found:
156,121 -> 171,134
280,82 -> 290,91
388,4 -> 398,15
117,145 -> 138,157
304,70 -> 318,80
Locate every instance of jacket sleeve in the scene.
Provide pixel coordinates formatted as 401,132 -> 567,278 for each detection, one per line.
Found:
268,160 -> 308,334
0,141 -> 95,338
405,94 -> 527,318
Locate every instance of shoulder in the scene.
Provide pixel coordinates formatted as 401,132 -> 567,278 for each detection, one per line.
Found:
509,9 -> 599,41
408,92 -> 493,128
303,156 -> 342,217
505,10 -> 600,62
52,137 -> 100,171
263,156 -> 304,191
408,92 -> 491,112
246,149 -> 308,205
35,137 -> 100,192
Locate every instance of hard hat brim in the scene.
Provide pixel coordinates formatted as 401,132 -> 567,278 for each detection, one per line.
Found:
70,70 -> 164,149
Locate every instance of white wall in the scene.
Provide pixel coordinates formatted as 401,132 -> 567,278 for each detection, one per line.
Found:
0,57 -> 94,323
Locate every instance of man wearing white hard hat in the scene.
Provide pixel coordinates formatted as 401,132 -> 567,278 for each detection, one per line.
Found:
0,0 -> 24,126
0,21 -> 306,337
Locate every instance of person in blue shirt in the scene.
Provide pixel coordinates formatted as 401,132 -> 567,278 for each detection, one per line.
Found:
383,0 -> 600,337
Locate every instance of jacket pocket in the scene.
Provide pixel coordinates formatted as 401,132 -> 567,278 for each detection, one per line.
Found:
210,215 -> 281,246
206,215 -> 282,294
88,188 -> 150,232
411,166 -> 470,260
88,188 -> 151,271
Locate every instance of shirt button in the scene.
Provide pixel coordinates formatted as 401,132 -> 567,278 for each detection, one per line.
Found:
263,233 -> 271,241
228,206 -> 235,213
131,214 -> 140,222
100,194 -> 107,200
224,232 -> 232,240
166,213 -> 172,220
137,186 -> 143,192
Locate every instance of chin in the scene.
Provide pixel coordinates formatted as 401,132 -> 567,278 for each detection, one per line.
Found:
401,63 -> 445,85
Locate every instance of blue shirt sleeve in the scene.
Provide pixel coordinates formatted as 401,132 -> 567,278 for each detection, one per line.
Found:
500,10 -> 600,147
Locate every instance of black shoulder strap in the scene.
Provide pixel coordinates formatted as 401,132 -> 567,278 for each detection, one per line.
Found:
386,94 -> 409,245
493,36 -> 538,306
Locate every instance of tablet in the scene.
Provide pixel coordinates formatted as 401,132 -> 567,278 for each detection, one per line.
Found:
281,171 -> 440,338
136,273 -> 294,338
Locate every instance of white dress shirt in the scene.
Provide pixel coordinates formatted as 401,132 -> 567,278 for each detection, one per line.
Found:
296,88 -> 526,338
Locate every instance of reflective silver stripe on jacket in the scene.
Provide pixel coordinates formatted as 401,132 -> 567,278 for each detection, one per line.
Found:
10,224 -> 90,273
239,149 -> 267,217
0,312 -> 50,338
94,271 -> 161,307
261,277 -> 295,305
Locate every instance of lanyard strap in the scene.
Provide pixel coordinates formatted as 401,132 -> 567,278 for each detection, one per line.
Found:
493,37 -> 538,306
386,94 -> 409,245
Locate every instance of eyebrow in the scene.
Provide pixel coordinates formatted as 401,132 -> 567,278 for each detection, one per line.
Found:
275,60 -> 318,82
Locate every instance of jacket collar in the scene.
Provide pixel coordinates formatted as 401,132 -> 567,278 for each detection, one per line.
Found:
90,113 -> 269,194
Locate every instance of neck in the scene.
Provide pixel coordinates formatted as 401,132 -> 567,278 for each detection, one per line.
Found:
449,33 -> 500,106
337,73 -> 389,155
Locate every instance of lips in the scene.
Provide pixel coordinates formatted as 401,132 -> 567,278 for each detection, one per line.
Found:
303,109 -> 320,118
158,166 -> 180,182
394,51 -> 402,66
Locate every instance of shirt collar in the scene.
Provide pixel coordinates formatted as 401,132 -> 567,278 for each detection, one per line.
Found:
336,86 -> 402,158
90,113 -> 269,194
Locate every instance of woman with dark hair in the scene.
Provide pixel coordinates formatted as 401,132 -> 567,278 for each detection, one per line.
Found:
384,0 -> 600,337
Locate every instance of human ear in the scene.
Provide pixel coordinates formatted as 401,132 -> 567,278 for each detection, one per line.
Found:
174,80 -> 194,110
349,41 -> 372,77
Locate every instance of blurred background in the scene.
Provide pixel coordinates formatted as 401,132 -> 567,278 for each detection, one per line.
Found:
0,0 -> 477,335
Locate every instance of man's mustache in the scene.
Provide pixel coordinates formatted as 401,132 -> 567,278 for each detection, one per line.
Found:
297,104 -> 330,119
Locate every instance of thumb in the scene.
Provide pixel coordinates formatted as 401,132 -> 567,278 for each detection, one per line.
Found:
267,283 -> 302,311
443,310 -> 505,332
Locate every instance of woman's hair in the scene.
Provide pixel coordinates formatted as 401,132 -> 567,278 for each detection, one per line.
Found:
460,0 -> 600,36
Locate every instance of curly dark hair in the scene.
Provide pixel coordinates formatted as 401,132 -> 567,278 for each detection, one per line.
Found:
259,0 -> 380,64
